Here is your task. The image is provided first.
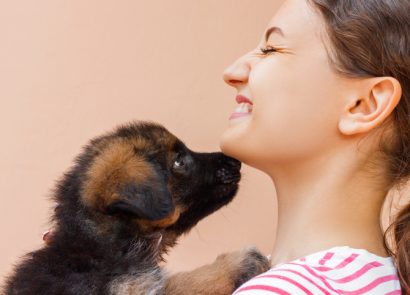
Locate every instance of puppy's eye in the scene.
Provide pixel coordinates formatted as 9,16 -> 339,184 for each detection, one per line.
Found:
173,157 -> 184,169
172,152 -> 186,170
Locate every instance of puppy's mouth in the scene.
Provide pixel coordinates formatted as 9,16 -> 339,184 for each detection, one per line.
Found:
213,157 -> 241,196
216,156 -> 241,185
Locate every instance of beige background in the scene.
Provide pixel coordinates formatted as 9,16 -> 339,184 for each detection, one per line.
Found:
0,0 -> 407,287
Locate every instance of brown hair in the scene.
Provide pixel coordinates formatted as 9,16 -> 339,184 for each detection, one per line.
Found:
306,0 -> 410,292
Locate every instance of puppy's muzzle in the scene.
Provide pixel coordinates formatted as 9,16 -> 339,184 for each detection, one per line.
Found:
216,156 -> 241,184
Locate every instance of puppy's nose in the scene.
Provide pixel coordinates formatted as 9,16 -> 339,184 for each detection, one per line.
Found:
224,156 -> 241,170
216,155 -> 241,184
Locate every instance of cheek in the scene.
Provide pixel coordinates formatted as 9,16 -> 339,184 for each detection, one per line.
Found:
220,59 -> 342,168
252,68 -> 340,157
251,63 -> 317,146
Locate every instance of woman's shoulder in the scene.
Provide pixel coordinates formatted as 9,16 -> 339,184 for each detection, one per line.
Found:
233,246 -> 402,295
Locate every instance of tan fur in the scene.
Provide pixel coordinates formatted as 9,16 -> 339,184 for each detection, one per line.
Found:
109,269 -> 165,295
138,206 -> 182,231
164,247 -> 269,295
165,266 -> 234,295
81,138 -> 154,211
164,250 -> 246,295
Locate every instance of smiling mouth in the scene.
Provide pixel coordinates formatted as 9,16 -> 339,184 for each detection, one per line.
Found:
235,102 -> 253,113
229,102 -> 253,120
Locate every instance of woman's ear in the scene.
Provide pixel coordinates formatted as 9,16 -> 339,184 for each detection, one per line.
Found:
338,76 -> 402,135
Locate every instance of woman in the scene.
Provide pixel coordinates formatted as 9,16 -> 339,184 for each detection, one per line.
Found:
220,0 -> 409,294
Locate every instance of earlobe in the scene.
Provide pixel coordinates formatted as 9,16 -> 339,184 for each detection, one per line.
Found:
338,77 -> 402,135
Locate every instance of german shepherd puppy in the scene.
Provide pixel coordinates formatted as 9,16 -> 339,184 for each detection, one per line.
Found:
4,121 -> 269,295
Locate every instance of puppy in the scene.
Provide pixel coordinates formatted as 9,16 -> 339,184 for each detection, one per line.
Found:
4,121 -> 269,295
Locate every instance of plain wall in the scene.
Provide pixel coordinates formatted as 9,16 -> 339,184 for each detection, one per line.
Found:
1,0 -> 408,287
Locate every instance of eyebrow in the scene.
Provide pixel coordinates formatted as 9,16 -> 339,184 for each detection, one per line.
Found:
264,26 -> 285,42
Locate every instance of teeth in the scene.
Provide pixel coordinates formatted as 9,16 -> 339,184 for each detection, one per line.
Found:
234,102 -> 252,113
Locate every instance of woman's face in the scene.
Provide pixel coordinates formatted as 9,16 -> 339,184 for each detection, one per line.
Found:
220,0 -> 353,171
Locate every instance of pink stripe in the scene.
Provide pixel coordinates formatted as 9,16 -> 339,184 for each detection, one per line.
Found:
256,274 -> 314,294
270,268 -> 332,294
287,262 -> 339,293
333,261 -> 382,283
313,265 -> 333,272
306,253 -> 360,273
336,275 -> 400,295
234,284 -> 291,294
332,253 -> 359,270
385,291 -> 402,295
319,252 -> 335,265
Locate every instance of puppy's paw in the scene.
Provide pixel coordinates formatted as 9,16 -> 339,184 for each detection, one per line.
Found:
215,246 -> 271,291
234,247 -> 271,289
165,247 -> 270,295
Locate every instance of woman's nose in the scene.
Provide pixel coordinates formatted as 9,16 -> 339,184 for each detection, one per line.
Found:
222,56 -> 251,87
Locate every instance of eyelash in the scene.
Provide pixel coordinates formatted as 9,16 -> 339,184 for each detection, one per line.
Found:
259,45 -> 279,55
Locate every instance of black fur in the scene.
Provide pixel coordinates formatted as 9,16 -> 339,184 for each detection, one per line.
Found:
106,180 -> 174,220
3,121 -> 241,295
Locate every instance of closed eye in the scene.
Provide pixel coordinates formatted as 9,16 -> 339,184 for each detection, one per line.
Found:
259,45 -> 279,55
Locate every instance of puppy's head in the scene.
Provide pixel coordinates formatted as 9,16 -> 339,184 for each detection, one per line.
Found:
62,121 -> 241,247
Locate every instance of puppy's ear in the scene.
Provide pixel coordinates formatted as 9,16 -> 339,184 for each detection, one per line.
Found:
81,139 -> 175,221
105,178 -> 174,221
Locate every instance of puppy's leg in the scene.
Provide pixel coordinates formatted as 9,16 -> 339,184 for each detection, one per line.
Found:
164,247 -> 270,295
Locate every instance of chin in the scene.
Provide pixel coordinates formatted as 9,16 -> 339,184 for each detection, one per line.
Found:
219,130 -> 249,165
220,117 -> 248,149
219,129 -> 239,158
220,115 -> 269,167
220,132 -> 268,173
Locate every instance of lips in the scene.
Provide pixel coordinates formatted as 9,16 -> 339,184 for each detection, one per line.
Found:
229,95 -> 253,120
236,95 -> 253,105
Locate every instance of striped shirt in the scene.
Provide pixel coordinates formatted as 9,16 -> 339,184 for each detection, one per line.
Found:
233,246 -> 402,294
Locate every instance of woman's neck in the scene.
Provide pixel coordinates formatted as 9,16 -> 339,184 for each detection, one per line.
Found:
265,148 -> 390,266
